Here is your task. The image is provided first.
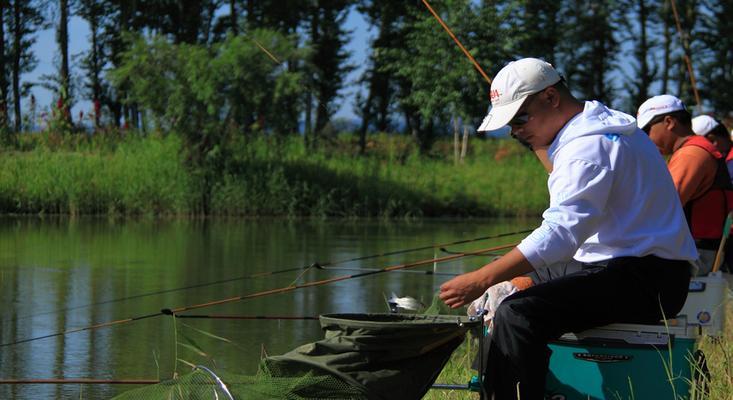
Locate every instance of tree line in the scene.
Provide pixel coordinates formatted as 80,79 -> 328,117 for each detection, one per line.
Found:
1,0 -> 732,154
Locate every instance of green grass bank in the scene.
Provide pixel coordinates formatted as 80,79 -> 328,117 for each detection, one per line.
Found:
0,132 -> 549,217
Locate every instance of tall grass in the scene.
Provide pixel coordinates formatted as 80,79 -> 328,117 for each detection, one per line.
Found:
211,134 -> 548,217
0,132 -> 549,217
0,133 -> 193,215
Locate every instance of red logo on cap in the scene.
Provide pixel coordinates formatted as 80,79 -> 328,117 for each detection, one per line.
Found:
490,89 -> 501,101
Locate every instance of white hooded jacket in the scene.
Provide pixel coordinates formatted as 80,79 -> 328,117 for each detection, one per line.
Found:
517,101 -> 698,268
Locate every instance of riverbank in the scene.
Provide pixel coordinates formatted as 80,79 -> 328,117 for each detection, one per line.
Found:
0,132 -> 548,217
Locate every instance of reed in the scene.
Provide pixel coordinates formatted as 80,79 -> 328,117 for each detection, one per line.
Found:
0,132 -> 548,217
212,134 -> 548,218
0,133 -> 193,215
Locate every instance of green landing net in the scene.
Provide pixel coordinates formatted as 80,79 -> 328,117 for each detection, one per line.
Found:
112,313 -> 480,400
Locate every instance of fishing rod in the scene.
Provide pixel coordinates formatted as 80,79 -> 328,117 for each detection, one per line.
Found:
316,247 -> 509,274
668,0 -> 701,109
0,378 -> 476,388
162,242 -> 516,315
0,379 -> 159,385
317,266 -> 460,276
5,228 -> 531,324
0,242 -> 517,348
168,313 -> 318,321
439,247 -> 504,257
421,0 -> 492,86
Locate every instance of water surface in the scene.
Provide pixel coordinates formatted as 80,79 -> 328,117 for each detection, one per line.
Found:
0,217 -> 534,398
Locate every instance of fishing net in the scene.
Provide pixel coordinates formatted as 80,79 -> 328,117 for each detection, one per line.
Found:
112,313 -> 479,400
112,366 -> 363,400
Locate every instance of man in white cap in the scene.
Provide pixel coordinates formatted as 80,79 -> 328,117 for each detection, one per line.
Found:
440,58 -> 696,399
638,96 -> 733,274
693,115 -> 733,184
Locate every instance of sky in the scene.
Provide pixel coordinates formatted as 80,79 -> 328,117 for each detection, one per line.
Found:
26,8 -> 372,126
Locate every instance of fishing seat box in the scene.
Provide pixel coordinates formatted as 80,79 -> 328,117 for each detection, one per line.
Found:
678,271 -> 729,336
545,272 -> 728,399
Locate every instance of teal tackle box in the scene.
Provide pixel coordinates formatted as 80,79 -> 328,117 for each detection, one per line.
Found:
545,321 -> 701,399
545,272 -> 727,399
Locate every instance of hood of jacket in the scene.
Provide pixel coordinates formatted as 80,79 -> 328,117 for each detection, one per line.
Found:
547,101 -> 638,163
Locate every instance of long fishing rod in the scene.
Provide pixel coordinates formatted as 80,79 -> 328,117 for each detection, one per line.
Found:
0,242 -> 517,348
170,314 -> 319,321
5,229 -> 531,324
0,379 -> 159,385
316,247 -> 508,274
0,378 -> 474,388
317,266 -> 460,276
668,0 -> 701,108
421,0 -> 492,85
162,242 -> 516,315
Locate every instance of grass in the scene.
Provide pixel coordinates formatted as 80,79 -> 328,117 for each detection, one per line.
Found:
0,132 -> 193,216
0,131 -> 549,217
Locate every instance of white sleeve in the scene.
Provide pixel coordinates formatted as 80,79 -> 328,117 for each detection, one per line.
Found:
517,159 -> 613,268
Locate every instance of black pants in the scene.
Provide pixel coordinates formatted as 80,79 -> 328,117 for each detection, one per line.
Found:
483,255 -> 691,400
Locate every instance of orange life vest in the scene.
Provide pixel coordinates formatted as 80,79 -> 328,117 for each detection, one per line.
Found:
682,136 -> 733,244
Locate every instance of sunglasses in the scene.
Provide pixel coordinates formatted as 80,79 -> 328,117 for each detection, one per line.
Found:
509,112 -> 530,126
642,115 -> 666,134
509,91 -> 544,127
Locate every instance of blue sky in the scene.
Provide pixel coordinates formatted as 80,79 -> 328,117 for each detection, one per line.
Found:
27,9 -> 371,124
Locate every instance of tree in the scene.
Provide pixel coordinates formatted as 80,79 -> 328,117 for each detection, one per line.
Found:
142,0 -> 220,45
110,31 -> 304,211
619,0 -> 660,111
697,0 -> 733,113
58,0 -> 72,125
8,0 -> 44,133
659,0 -> 673,93
386,0 -> 507,152
509,0 -> 562,64
305,0 -> 354,145
0,1 -> 8,134
78,0 -> 107,127
556,0 -> 620,105
355,0 -> 408,153
100,0 -> 147,127
669,0 -> 701,108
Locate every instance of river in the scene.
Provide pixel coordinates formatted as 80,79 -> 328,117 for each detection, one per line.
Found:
0,217 -> 535,399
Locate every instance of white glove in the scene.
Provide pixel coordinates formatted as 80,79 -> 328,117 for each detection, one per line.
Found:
467,281 -> 518,323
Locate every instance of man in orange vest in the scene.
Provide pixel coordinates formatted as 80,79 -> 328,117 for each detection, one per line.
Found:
693,115 -> 733,185
638,95 -> 733,274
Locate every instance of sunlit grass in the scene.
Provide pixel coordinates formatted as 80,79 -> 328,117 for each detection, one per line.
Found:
0,132 -> 549,217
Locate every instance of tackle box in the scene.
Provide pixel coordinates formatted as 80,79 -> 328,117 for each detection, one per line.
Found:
546,321 -> 699,399
545,272 -> 728,399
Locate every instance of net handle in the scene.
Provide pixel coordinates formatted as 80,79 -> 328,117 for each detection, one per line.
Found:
195,365 -> 234,400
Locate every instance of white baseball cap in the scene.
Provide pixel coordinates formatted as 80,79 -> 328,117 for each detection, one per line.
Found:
691,115 -> 720,136
636,95 -> 686,130
477,58 -> 561,132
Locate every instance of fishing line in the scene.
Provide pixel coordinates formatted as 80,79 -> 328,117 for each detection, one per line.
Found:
0,242 -> 517,348
5,229 -> 531,324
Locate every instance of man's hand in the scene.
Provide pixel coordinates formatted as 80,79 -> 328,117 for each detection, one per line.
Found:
439,248 -> 534,309
439,270 -> 490,309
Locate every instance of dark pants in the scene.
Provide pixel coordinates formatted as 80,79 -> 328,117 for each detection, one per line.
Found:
483,255 -> 691,400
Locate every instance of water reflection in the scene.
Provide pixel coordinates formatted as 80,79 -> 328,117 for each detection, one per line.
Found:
0,217 -> 535,398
